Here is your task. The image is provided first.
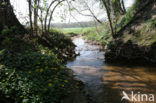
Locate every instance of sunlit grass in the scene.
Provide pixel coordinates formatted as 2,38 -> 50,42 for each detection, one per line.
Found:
58,27 -> 94,34
58,25 -> 111,45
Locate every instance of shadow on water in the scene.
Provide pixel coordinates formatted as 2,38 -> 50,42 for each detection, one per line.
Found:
101,65 -> 156,103
66,37 -> 156,103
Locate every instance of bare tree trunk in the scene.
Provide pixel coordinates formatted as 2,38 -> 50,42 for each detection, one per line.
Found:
0,0 -> 26,34
47,1 -> 64,32
34,0 -> 38,35
44,0 -> 57,32
28,0 -> 33,35
102,0 -> 115,38
39,10 -> 44,34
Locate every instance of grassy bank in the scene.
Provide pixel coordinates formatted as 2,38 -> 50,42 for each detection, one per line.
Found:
105,1 -> 156,64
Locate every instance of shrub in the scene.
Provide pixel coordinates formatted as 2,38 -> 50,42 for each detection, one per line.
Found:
38,31 -> 76,60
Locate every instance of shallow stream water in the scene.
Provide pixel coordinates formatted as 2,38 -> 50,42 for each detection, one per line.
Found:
66,37 -> 156,103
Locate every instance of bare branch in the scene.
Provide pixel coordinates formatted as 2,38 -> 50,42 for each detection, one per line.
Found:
47,0 -> 65,32
44,0 -> 57,31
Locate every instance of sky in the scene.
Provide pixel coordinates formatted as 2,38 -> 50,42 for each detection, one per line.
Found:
10,0 -> 135,24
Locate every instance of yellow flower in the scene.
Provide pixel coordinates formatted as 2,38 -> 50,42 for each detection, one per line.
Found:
26,90 -> 30,94
64,80 -> 68,83
62,85 -> 64,87
40,69 -> 43,73
48,83 -> 52,87
20,95 -> 24,98
0,65 -> 5,68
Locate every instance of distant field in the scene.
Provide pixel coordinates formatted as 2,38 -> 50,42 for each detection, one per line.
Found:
56,26 -> 109,44
58,27 -> 94,34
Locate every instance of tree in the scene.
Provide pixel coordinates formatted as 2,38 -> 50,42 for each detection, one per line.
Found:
44,0 -> 57,32
67,0 -> 103,24
0,0 -> 26,34
111,0 -> 126,16
27,0 -> 65,34
102,0 -> 115,38
100,0 -> 127,38
33,0 -> 38,35
48,0 -> 64,31
28,0 -> 33,34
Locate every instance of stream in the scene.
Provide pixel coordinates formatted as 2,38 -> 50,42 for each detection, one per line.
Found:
66,37 -> 156,103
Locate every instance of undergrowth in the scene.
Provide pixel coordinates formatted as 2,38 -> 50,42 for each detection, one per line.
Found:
0,27 -> 78,103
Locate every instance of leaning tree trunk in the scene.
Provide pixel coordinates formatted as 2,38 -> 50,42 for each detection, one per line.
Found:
0,0 -> 27,34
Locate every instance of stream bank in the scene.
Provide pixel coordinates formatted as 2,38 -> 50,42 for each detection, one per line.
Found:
105,1 -> 156,65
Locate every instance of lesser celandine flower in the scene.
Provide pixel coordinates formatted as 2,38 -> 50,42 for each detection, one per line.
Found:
48,83 -> 52,87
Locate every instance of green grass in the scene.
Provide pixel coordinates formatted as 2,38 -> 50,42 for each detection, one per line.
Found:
82,26 -> 111,44
59,25 -> 111,45
58,27 -> 94,34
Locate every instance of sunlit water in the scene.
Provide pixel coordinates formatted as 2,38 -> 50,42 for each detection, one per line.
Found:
66,37 -> 156,103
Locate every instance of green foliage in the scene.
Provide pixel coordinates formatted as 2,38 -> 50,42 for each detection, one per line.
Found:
107,40 -> 115,50
0,27 -> 77,103
83,29 -> 102,42
0,51 -> 76,103
0,36 -> 33,54
124,6 -> 135,26
1,26 -> 20,35
39,30 -> 76,60
0,49 -> 5,55
115,1 -> 138,32
111,0 -> 115,3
